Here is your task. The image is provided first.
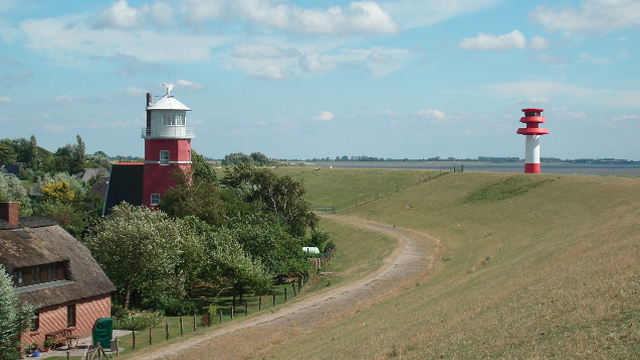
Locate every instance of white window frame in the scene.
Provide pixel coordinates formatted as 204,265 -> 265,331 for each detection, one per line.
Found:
150,193 -> 161,205
162,114 -> 185,126
160,150 -> 170,165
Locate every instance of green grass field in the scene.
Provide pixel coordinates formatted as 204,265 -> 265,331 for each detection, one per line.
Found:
260,170 -> 640,359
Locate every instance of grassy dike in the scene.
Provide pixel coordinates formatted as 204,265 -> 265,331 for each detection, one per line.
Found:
262,171 -> 640,359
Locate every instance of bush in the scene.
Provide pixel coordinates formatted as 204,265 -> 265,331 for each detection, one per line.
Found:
142,297 -> 199,316
113,310 -> 164,331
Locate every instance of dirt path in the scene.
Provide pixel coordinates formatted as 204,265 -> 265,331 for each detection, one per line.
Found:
131,216 -> 441,360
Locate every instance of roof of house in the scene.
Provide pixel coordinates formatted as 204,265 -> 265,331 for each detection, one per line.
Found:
0,217 -> 116,309
103,163 -> 144,216
146,95 -> 191,111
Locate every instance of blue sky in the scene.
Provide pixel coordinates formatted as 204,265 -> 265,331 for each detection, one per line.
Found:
1,0 -> 639,160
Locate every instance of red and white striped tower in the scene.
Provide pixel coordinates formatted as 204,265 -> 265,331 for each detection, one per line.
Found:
516,108 -> 549,174
142,84 -> 194,207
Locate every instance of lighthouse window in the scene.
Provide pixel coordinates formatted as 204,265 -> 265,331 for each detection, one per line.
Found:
160,150 -> 170,165
163,114 -> 185,126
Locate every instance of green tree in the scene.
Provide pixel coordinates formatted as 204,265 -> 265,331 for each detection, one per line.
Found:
221,152 -> 252,166
0,264 -> 34,360
223,163 -> 318,237
0,142 -> 17,164
159,167 -> 228,227
0,172 -> 33,217
227,213 -> 309,278
85,203 -> 185,311
200,229 -> 272,296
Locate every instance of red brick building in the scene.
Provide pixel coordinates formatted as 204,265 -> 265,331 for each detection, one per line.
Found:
0,202 -> 115,348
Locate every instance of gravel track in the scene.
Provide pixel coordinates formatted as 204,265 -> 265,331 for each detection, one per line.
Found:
131,216 -> 441,360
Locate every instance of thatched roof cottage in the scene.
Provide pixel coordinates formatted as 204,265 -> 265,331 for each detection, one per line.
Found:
0,202 -> 115,348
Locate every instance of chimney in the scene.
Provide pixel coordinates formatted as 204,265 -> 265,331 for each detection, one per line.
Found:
0,202 -> 19,229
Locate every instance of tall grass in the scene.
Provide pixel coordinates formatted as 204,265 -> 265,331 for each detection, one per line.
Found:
261,171 -> 640,359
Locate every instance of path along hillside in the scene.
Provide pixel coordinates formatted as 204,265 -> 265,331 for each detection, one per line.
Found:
132,170 -> 640,359
261,171 -> 640,359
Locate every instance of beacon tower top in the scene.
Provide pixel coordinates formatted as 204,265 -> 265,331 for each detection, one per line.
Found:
516,108 -> 549,174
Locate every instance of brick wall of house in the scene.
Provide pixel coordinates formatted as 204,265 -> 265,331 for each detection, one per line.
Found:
21,294 -> 111,348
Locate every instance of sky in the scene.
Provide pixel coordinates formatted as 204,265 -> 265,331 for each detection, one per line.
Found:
0,0 -> 639,160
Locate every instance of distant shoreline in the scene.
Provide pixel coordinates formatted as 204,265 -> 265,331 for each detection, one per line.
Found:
305,161 -> 640,176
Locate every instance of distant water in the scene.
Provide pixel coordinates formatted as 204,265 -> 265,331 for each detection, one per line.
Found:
307,162 -> 640,176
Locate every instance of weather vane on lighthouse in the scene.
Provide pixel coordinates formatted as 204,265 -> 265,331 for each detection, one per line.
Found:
162,83 -> 174,97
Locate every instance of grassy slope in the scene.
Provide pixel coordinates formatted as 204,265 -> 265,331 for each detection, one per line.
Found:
273,167 -> 438,207
263,171 -> 640,359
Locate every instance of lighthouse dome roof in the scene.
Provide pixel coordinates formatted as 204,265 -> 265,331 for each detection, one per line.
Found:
147,95 -> 191,111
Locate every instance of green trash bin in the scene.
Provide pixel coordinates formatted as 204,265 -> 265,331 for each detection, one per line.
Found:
93,318 -> 113,349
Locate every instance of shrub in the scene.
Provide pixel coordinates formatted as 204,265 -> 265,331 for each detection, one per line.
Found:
113,310 -> 164,331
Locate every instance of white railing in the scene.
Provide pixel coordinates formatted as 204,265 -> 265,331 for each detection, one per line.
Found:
141,127 -> 195,139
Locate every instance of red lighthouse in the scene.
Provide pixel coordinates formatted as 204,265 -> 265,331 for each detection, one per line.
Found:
142,84 -> 194,207
516,108 -> 549,174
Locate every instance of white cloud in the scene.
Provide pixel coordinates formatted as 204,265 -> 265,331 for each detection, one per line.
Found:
20,16 -> 230,63
91,0 -> 174,29
182,0 -> 228,23
249,65 -> 287,80
529,0 -> 640,33
300,51 -> 337,72
382,0 -> 501,29
418,109 -> 446,123
51,95 -> 84,105
369,51 -> 393,62
611,114 -> 639,122
108,52 -> 163,77
458,30 -> 526,51
549,107 -> 588,120
231,43 -> 300,59
175,79 -> 206,91
520,96 -> 551,105
313,111 -> 334,121
534,53 -> 568,66
234,0 -> 401,36
0,96 -> 12,103
43,124 -> 66,133
529,35 -> 549,50
579,52 -> 610,65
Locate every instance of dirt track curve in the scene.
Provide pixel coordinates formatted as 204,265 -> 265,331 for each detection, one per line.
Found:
131,216 -> 441,360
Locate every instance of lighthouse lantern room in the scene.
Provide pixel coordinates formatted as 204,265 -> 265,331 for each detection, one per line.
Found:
142,84 -> 194,207
516,108 -> 549,174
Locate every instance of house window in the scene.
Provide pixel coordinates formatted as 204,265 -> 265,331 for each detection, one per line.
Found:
150,193 -> 161,205
67,305 -> 76,328
162,114 -> 185,126
31,313 -> 40,332
32,267 -> 41,284
14,270 -> 24,286
48,264 -> 57,281
160,150 -> 170,165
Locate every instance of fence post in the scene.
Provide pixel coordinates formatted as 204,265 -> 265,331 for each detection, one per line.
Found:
115,337 -> 119,356
231,306 -> 234,320
259,297 -> 262,311
292,282 -> 297,296
219,309 -> 223,324
66,351 -> 70,360
245,302 -> 248,317
149,324 -> 153,345
193,314 -> 197,331
132,330 -> 136,350
165,321 -> 169,340
273,293 -> 276,307
180,317 -> 184,336
284,287 -> 288,301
